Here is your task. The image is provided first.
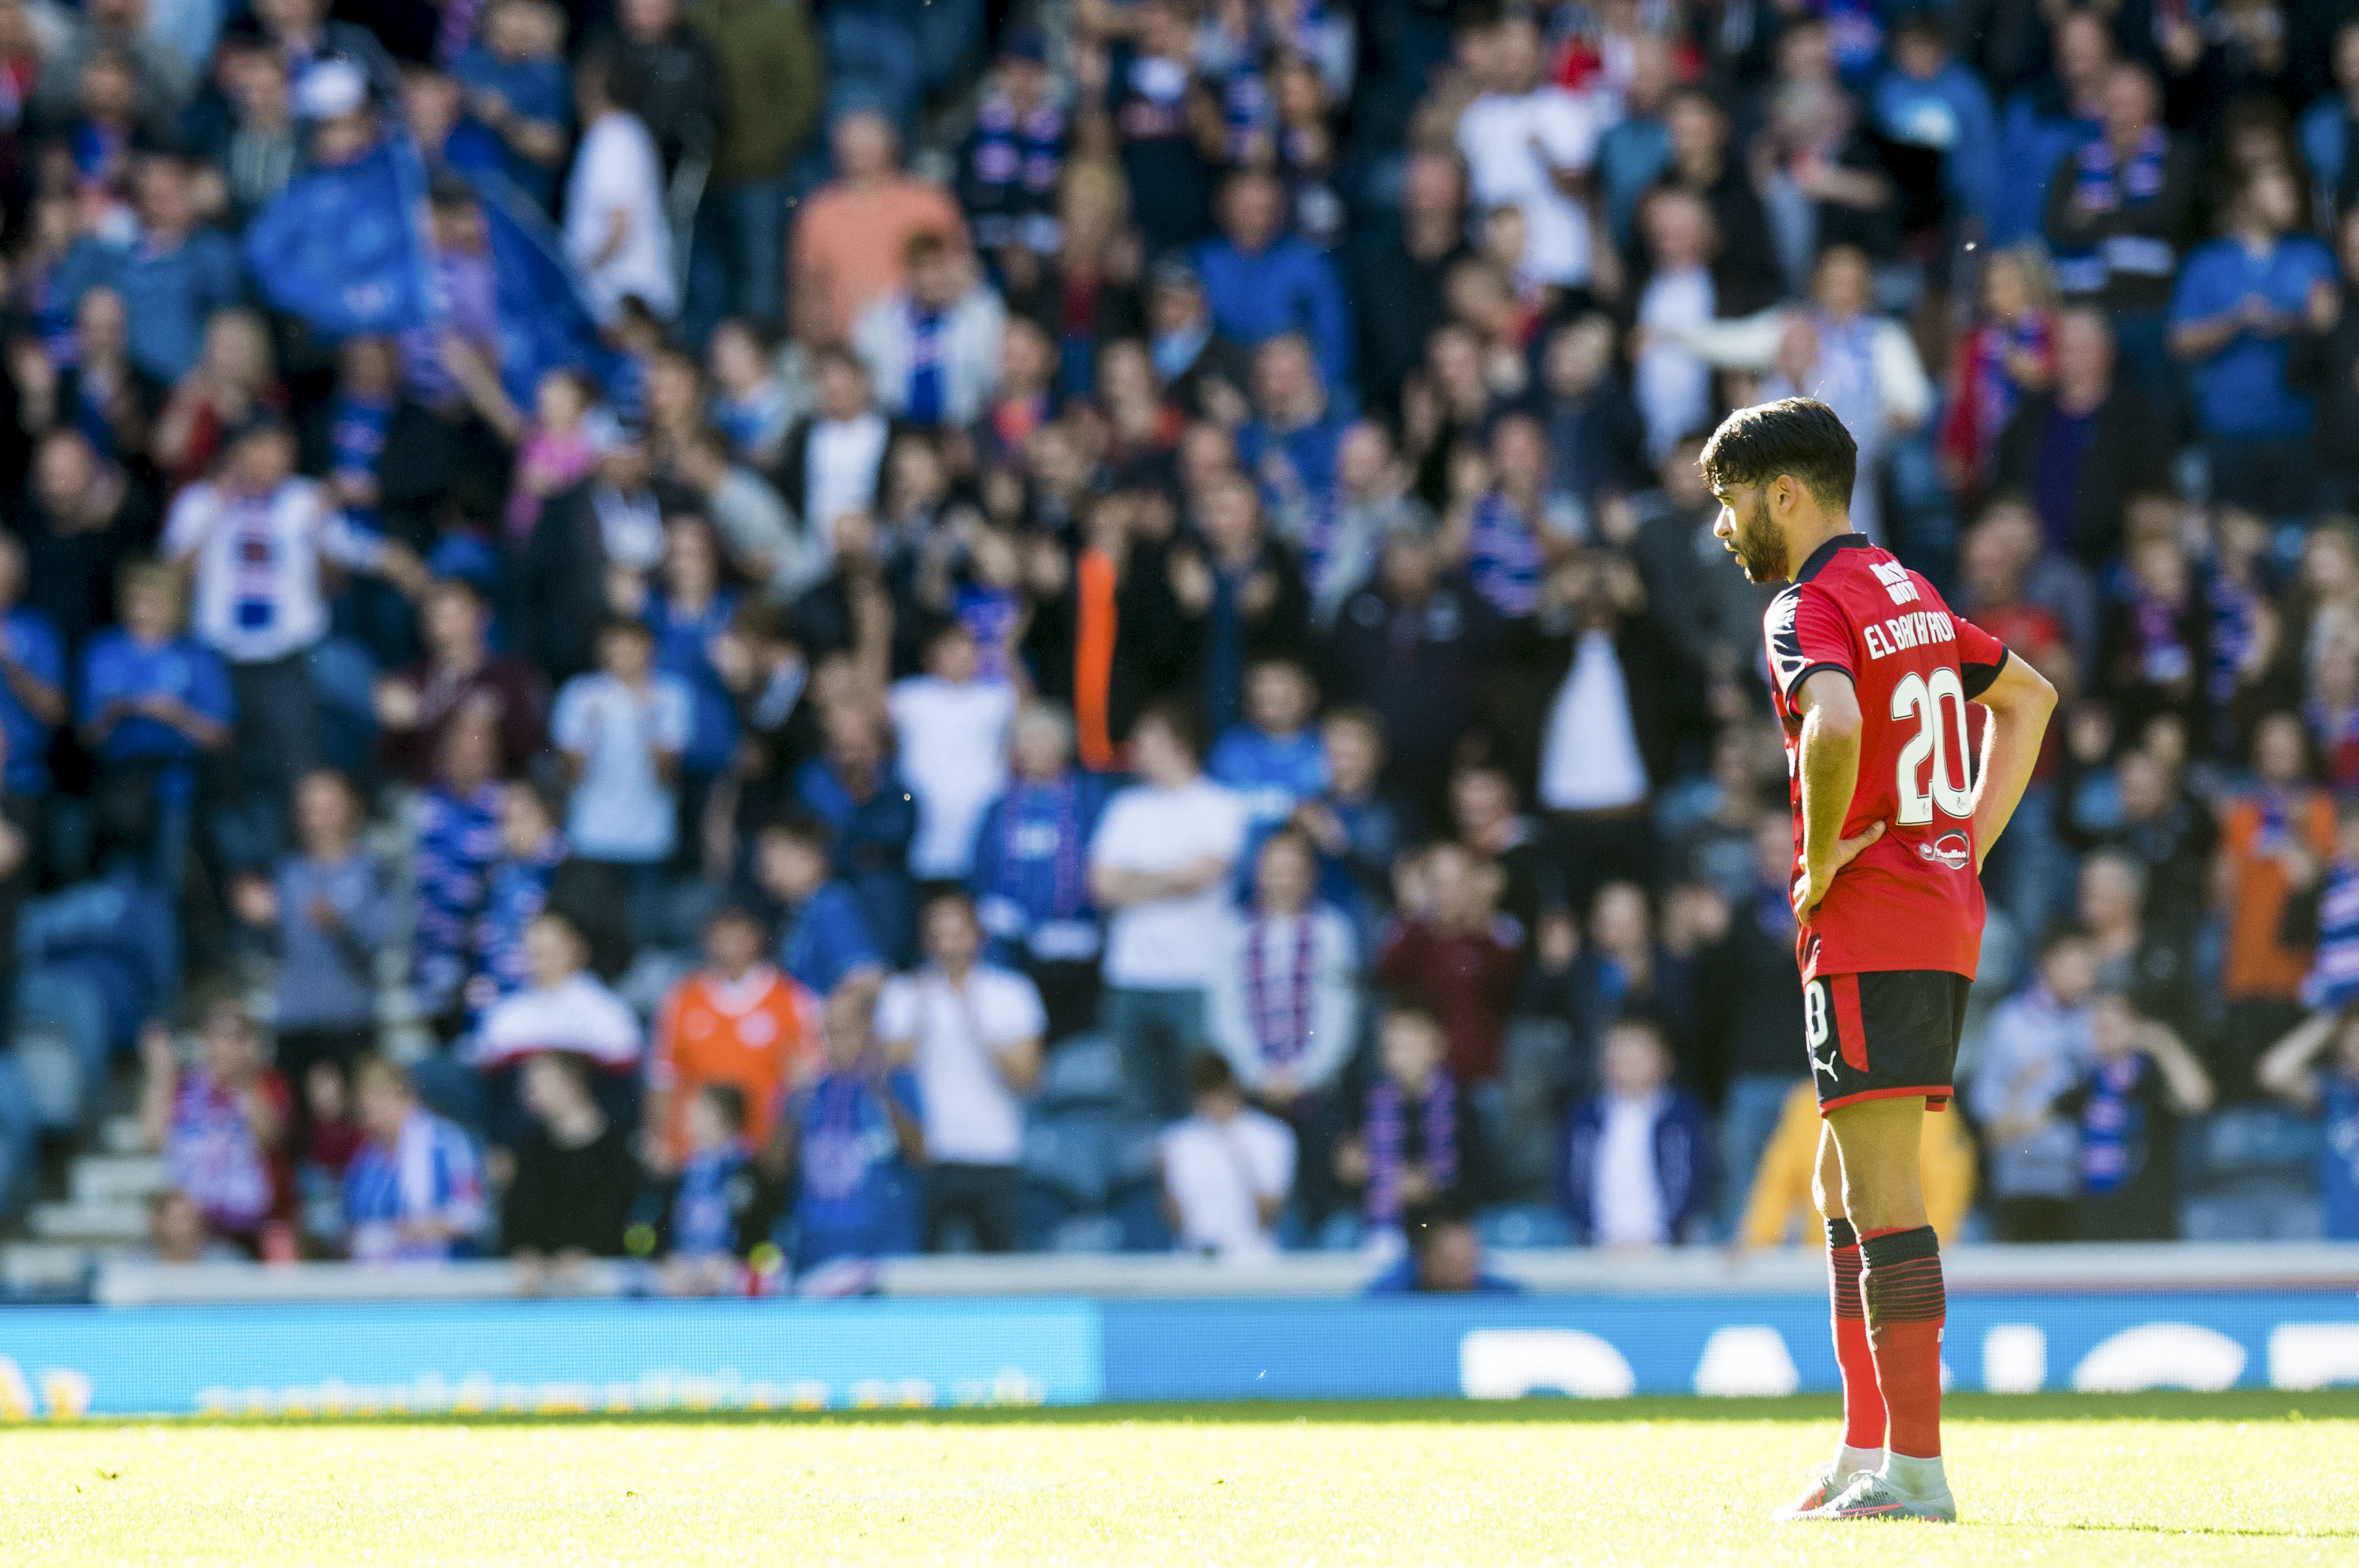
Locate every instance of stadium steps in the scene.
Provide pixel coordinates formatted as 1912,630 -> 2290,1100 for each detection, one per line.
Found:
29,1199 -> 148,1246
71,1156 -> 168,1206
0,1241 -> 119,1293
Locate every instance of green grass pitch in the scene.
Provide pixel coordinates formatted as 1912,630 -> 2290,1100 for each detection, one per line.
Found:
2,1392 -> 2355,1564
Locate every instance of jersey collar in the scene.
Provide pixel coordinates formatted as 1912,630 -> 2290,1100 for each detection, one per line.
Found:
1795,533 -> 1874,584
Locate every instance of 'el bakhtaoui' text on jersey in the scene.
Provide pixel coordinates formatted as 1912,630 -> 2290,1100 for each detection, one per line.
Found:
1764,534 -> 2011,984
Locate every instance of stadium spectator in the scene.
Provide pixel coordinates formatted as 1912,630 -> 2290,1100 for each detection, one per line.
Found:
1993,307 -> 2149,568
876,891 -> 1043,1254
778,984 -> 924,1273
2216,714 -> 2339,1095
1335,1003 -> 1475,1238
501,1049 -> 641,1286
473,911 -> 644,1150
656,1082 -> 765,1296
1557,1015 -> 1715,1249
0,533 -> 68,817
1294,706 -> 1402,960
1192,169 -> 1350,396
450,0 -> 572,214
1206,827 -> 1356,1215
1160,1052 -> 1295,1258
1324,523 -> 1501,814
1455,9 -> 1597,295
887,620 -> 1016,890
646,904 -> 820,1169
141,1188 -> 241,1265
2059,992 -> 2215,1241
796,699 -> 917,964
682,0 -> 819,332
1091,699 -> 1248,1119
551,616 -> 691,936
229,769 -> 393,1136
375,579 -> 547,786
137,1001 -> 289,1254
1207,657 -> 1327,876
853,232 -> 1007,430
1376,842 -> 1523,1087
969,701 -> 1108,1040
1698,816 -> 1810,1221
54,155 -> 243,386
1364,1199 -> 1522,1294
754,814 -> 884,998
2293,207 -> 2359,513
343,1055 -> 486,1264
2169,161 -> 2336,518
1143,252 -> 1251,428
791,110 -> 968,343
563,40 -> 676,322
1968,926 -> 2101,1241
76,560 -> 232,894
15,428 -> 158,658
2045,62 -> 2197,404
2257,1005 -> 2359,1238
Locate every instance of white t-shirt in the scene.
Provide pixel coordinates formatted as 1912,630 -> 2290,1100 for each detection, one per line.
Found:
1635,265 -> 1715,461
1456,85 -> 1598,286
804,412 -> 889,534
890,675 -> 1016,880
1539,629 -> 1648,812
473,972 -> 644,1070
565,110 -> 677,321
876,964 -> 1046,1167
162,479 -> 383,663
1091,778 -> 1250,989
551,671 -> 693,862
1592,1090 -> 1667,1246
1160,1108 -> 1295,1259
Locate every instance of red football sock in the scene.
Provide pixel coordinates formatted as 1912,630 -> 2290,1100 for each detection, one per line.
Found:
1860,1225 -> 1946,1458
1824,1217 -> 1886,1450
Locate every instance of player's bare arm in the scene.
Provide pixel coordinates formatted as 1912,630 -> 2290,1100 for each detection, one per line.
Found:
1791,669 -> 1884,918
1966,653 -> 2058,872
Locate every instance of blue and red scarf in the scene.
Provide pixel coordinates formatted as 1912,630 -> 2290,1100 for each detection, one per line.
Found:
1366,1070 -> 1458,1226
1243,914 -> 1318,1069
2072,126 -> 2167,213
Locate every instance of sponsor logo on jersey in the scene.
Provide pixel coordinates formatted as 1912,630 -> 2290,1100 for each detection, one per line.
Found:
1918,832 -> 1971,871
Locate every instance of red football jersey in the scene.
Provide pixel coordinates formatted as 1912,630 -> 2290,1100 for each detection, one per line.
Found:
1764,534 -> 2010,983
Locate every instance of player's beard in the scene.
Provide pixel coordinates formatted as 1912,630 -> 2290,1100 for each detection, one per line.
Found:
1730,494 -> 1790,584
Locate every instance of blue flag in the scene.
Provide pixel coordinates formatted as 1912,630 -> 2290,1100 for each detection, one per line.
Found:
244,141 -> 436,336
460,163 -> 619,412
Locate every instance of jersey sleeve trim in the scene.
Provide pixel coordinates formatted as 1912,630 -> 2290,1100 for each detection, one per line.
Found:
1960,643 -> 2010,701
1781,661 -> 1856,706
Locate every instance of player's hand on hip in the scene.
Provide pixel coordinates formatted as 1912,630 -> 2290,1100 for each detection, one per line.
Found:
1794,820 -> 1886,921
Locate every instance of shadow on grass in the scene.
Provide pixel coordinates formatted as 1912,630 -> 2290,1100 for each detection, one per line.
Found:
17,1389 -> 2359,1432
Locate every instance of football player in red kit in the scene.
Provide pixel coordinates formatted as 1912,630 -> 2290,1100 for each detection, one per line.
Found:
1702,399 -> 2056,1523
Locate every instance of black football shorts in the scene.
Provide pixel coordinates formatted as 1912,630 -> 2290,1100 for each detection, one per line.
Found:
1802,969 -> 1971,1116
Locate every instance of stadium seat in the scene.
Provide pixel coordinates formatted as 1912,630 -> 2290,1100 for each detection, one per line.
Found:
1478,1203 -> 1575,1251
1036,1034 -> 1124,1111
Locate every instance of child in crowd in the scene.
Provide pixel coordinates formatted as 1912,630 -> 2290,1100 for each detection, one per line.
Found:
473,912 -> 643,1153
1335,1004 -> 1470,1238
659,1083 -> 768,1297
648,905 -> 822,1169
77,559 -> 232,891
550,615 -> 691,939
410,717 -> 507,1030
1160,1053 -> 1297,1258
775,986 -> 924,1275
753,814 -> 885,997
2259,1005 -> 2359,1240
706,317 -> 794,467
229,769 -> 393,1141
1292,706 -> 1401,958
137,1000 -> 290,1256
1207,657 -> 1329,883
2058,991 -> 2214,1241
343,1055 -> 485,1263
1557,1016 -> 1715,1249
502,1050 -> 642,1287
1936,244 -> 2056,494
503,368 -> 599,547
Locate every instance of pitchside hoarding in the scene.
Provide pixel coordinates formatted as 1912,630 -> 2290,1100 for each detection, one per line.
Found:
4,1291 -> 2359,1418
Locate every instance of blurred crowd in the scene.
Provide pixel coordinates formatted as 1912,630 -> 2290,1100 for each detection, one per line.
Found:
0,0 -> 2354,1291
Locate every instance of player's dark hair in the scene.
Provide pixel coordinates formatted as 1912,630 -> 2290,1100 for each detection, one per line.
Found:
1698,397 -> 1858,513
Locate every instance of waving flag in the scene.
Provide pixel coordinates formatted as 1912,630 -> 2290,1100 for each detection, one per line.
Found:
243,139 -> 436,337
462,163 -> 620,411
